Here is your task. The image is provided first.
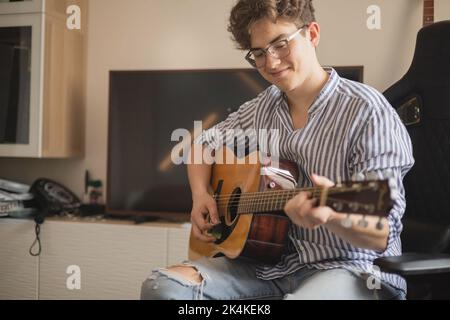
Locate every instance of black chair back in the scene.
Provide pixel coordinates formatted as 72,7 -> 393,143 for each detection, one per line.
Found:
384,21 -> 450,227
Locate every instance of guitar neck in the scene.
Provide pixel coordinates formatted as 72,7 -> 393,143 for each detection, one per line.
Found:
423,0 -> 434,27
236,187 -> 317,215
230,182 -> 391,218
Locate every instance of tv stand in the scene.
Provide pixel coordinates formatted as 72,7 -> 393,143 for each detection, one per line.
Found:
0,216 -> 190,299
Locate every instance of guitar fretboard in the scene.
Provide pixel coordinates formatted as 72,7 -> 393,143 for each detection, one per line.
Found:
423,0 -> 434,27
236,189 -> 304,214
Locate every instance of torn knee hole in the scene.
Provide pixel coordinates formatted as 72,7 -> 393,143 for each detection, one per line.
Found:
166,265 -> 203,284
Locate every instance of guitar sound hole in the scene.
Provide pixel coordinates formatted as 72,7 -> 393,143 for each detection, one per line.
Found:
227,187 -> 242,225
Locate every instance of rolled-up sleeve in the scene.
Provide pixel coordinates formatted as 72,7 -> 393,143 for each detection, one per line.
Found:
349,102 -> 415,252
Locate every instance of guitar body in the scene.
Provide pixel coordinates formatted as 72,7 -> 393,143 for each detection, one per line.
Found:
189,146 -> 299,264
188,147 -> 393,264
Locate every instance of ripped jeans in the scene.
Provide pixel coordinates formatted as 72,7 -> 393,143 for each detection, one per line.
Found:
140,257 -> 406,300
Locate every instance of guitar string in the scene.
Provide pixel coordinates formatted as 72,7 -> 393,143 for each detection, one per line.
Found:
213,195 -> 385,216
215,194 -> 379,214
212,192 -> 385,216
216,194 -> 377,209
211,183 -> 381,200
213,186 -> 377,207
234,195 -> 382,213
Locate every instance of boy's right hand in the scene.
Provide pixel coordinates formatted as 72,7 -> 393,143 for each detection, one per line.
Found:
190,193 -> 220,243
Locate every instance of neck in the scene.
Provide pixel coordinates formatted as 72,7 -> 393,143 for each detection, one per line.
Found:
285,64 -> 329,113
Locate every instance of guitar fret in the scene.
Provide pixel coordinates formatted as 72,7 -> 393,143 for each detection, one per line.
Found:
284,190 -> 291,210
268,192 -> 272,211
278,192 -> 284,211
270,192 -> 275,211
274,193 -> 279,211
244,196 -> 251,213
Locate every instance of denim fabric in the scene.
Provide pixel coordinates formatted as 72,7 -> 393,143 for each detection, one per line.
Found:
140,257 -> 405,300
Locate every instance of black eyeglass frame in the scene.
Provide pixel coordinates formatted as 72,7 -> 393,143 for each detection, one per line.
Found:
245,24 -> 308,68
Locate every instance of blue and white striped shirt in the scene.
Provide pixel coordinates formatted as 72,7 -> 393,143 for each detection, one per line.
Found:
197,68 -> 414,293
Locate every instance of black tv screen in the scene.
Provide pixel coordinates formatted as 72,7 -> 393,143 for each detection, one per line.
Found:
107,69 -> 271,220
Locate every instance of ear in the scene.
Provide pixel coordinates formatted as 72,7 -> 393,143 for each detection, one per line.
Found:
307,22 -> 321,48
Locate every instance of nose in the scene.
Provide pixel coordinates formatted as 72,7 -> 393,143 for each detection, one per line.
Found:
264,53 -> 281,70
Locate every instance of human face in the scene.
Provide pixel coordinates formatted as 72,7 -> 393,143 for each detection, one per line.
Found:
249,17 -> 320,93
245,27 -> 306,68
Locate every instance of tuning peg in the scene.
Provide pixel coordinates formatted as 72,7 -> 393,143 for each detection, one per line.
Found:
368,182 -> 378,191
364,204 -> 375,214
336,176 -> 342,187
366,171 -> 379,180
357,215 -> 369,228
332,202 -> 344,211
376,217 -> 384,230
341,214 -> 353,228
354,172 -> 365,181
349,202 -> 359,212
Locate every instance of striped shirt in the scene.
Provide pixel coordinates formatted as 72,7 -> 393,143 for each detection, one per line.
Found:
196,68 -> 415,293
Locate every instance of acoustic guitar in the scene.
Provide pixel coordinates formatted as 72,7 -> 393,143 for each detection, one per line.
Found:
189,146 -> 395,264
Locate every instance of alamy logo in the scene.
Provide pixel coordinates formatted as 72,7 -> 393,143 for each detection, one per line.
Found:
66,265 -> 81,290
66,5 -> 81,30
367,5 -> 381,30
170,121 -> 280,167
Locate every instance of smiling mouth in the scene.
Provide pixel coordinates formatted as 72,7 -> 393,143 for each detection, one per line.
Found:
270,69 -> 289,78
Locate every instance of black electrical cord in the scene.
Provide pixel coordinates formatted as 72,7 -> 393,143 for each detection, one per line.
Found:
29,214 -> 44,257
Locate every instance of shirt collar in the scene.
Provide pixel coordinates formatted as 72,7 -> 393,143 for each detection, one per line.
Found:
278,67 -> 340,116
307,67 -> 340,115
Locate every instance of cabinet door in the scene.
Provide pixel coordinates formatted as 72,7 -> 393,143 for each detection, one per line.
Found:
0,219 -> 39,300
0,0 -> 44,14
0,13 -> 43,157
39,220 -> 168,300
168,226 -> 190,266
42,13 -> 66,156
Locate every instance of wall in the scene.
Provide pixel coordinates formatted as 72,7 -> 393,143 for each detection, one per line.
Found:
0,0 -> 449,201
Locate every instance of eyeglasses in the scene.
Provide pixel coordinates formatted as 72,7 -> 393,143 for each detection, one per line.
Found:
245,25 -> 307,68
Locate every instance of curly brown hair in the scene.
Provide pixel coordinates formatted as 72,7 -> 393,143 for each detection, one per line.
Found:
228,0 -> 316,50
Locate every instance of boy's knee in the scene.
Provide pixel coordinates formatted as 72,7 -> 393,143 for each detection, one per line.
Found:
140,276 -> 174,300
165,265 -> 203,284
140,266 -> 204,300
141,277 -> 160,300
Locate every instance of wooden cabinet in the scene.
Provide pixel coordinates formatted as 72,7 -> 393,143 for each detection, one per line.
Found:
0,0 -> 43,15
0,0 -> 86,158
0,218 -> 191,300
0,219 -> 38,299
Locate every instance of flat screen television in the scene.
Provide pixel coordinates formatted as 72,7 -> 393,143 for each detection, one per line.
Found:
107,67 -> 363,221
107,69 -> 271,221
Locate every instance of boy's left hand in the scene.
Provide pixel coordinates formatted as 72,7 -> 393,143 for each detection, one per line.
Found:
283,173 -> 338,229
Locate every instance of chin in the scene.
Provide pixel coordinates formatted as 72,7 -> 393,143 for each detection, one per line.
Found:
276,80 -> 300,93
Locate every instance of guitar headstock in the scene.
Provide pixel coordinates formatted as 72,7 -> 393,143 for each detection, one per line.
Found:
324,179 -> 395,218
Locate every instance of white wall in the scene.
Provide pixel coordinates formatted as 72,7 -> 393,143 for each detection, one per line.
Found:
1,0 -> 449,202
